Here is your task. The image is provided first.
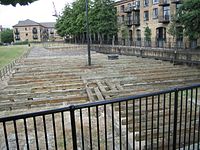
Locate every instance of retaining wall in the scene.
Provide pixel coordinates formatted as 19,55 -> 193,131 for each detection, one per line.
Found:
91,45 -> 200,66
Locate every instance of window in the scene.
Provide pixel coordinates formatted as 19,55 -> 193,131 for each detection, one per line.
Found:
25,28 -> 27,31
26,33 -> 28,36
152,0 -> 159,4
120,5 -> 124,12
144,0 -> 149,7
163,6 -> 170,20
153,8 -> 158,19
144,11 -> 149,21
122,15 -> 125,22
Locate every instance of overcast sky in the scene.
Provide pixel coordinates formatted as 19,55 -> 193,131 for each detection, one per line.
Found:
0,0 -> 73,28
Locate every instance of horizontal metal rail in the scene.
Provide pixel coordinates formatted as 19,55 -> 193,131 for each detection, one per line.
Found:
0,83 -> 200,150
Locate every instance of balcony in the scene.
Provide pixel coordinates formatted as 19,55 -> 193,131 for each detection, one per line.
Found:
125,20 -> 133,27
15,30 -> 20,35
171,0 -> 183,4
132,5 -> 140,11
132,19 -> 140,26
158,15 -> 170,23
32,28 -> 38,34
124,6 -> 133,13
159,0 -> 170,6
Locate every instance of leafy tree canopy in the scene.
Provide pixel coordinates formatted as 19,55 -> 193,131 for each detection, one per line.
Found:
144,26 -> 151,41
0,0 -> 37,6
176,0 -> 200,39
56,0 -> 118,42
0,29 -> 14,43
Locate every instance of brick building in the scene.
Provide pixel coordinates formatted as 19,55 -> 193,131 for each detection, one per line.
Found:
114,0 -> 198,48
13,19 -> 63,43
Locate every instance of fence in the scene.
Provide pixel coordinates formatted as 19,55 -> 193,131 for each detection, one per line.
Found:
0,84 -> 200,150
0,48 -> 31,80
63,37 -> 199,50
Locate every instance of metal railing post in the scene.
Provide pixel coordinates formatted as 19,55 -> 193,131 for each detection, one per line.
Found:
173,89 -> 179,149
70,105 -> 78,150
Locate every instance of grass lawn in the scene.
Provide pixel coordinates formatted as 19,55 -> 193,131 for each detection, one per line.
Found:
0,45 -> 28,69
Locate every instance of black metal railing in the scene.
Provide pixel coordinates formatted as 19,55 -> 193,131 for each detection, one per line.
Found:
0,84 -> 200,150
0,48 -> 31,80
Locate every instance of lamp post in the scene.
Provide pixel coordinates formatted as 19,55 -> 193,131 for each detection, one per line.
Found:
85,0 -> 91,66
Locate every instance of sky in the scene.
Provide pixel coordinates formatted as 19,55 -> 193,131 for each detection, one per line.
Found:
0,0 -> 73,28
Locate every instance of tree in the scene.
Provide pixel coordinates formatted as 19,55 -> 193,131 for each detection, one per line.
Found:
0,0 -> 37,6
0,29 -> 14,43
144,26 -> 152,47
144,26 -> 151,42
176,0 -> 200,40
56,0 -> 118,44
90,0 -> 118,43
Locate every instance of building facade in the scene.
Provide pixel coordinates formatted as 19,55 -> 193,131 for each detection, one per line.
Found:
114,0 -> 198,48
13,19 -> 63,43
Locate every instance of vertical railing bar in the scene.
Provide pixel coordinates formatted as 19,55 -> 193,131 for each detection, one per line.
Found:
162,94 -> 166,150
43,115 -> 49,150
80,109 -> 84,150
104,104 -> 107,150
198,102 -> 200,150
52,113 -> 58,150
132,100 -> 135,150
96,106 -> 100,150
126,101 -> 128,150
88,107 -> 92,150
188,89 -> 193,150
61,111 -> 67,150
13,120 -> 20,150
183,90 -> 188,150
173,89 -> 179,150
168,92 -> 172,150
111,103 -> 115,150
151,95 -> 154,150
145,97 -> 148,150
33,117 -> 39,150
179,90 -> 183,150
70,105 -> 77,150
3,122 -> 9,150
157,94 -> 160,150
24,118 -> 30,150
119,102 -> 122,150
139,98 -> 142,150
193,88 -> 198,150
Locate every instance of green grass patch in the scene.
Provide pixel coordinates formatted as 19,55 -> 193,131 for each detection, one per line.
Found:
0,45 -> 28,69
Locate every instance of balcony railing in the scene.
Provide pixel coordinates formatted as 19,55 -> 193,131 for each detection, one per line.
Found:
159,0 -> 170,6
158,15 -> 170,23
171,0 -> 183,3
125,20 -> 133,26
0,84 -> 200,150
124,7 -> 133,13
132,19 -> 140,25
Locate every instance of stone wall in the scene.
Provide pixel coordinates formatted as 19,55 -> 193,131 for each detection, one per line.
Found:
91,45 -> 200,66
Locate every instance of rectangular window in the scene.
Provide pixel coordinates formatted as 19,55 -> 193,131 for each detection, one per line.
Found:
144,0 -> 149,7
120,5 -> 124,12
163,6 -> 170,20
122,15 -> 125,22
153,0 -> 159,4
144,11 -> 149,21
153,8 -> 158,19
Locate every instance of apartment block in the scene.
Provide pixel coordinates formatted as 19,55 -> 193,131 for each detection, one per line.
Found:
114,0 -> 198,48
13,19 -> 63,43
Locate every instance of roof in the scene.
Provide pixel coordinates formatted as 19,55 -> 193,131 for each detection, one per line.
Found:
40,22 -> 55,28
13,19 -> 40,27
13,19 -> 56,28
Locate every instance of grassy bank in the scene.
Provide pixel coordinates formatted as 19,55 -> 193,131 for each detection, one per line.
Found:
0,45 -> 27,69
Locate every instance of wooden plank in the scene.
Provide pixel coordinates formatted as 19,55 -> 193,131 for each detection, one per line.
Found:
94,87 -> 104,100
